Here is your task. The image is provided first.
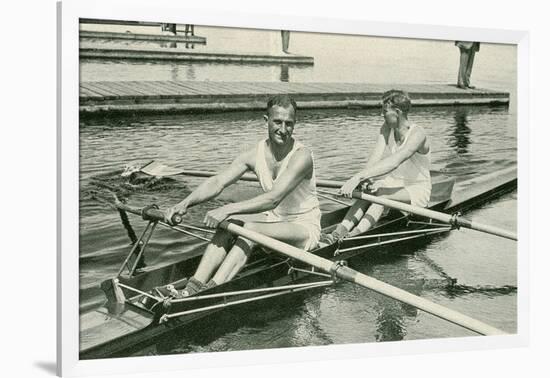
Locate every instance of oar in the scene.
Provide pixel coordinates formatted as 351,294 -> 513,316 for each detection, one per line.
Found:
318,189 -> 517,241
133,203 -> 506,336
137,160 -> 344,189
138,161 -> 517,240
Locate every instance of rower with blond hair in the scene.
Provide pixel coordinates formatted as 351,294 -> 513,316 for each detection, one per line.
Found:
321,90 -> 431,243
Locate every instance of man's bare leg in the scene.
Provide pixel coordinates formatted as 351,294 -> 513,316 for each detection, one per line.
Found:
211,221 -> 310,284
183,228 -> 236,294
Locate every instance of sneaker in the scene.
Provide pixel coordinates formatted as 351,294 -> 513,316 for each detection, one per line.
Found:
319,232 -> 336,246
178,277 -> 205,298
178,289 -> 191,298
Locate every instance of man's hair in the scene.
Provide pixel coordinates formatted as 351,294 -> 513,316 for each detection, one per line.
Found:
382,90 -> 411,114
266,94 -> 298,115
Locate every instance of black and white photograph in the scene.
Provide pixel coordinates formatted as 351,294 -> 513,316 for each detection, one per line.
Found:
76,16 -> 519,362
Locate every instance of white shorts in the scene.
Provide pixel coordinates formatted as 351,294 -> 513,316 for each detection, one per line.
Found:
377,175 -> 432,208
232,208 -> 322,251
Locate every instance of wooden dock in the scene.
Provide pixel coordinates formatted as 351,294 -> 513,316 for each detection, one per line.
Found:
80,18 -> 166,27
79,44 -> 314,65
79,30 -> 206,44
79,81 -> 509,116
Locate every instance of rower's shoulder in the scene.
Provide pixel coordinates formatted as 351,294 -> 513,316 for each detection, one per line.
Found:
290,145 -> 314,166
234,143 -> 260,166
410,123 -> 428,139
407,124 -> 430,152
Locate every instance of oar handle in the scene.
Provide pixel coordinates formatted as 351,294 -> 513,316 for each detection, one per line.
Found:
115,202 -> 182,225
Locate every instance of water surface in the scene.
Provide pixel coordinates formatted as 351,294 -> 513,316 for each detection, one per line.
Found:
78,24 -> 517,354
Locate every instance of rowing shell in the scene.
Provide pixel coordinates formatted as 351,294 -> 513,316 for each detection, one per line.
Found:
80,166 -> 516,359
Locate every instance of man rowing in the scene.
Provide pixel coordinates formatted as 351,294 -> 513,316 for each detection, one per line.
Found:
321,90 -> 431,243
165,94 -> 321,296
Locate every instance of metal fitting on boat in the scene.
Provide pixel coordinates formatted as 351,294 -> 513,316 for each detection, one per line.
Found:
450,212 -> 462,229
141,204 -> 160,221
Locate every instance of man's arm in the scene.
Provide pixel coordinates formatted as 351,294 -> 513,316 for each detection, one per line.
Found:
203,148 -> 313,227
165,149 -> 254,223
364,124 -> 390,169
340,128 -> 427,196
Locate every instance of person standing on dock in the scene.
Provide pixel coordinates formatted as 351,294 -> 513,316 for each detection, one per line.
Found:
165,94 -> 321,296
184,24 -> 195,37
456,41 -> 480,89
321,90 -> 432,244
161,23 -> 176,36
281,30 -> 290,53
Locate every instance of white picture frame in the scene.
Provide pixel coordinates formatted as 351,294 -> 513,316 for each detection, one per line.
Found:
58,0 -> 529,376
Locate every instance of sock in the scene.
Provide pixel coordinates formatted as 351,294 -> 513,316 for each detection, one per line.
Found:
332,224 -> 350,239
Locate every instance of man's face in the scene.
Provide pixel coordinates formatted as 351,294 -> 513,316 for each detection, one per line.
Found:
382,102 -> 400,126
265,105 -> 296,146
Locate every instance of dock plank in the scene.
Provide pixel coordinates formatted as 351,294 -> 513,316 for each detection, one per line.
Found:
91,82 -> 133,97
79,44 -> 314,65
162,81 -> 207,96
79,81 -> 510,115
79,86 -> 105,99
111,81 -> 154,96
99,81 -> 143,97
136,81 -> 186,97
81,82 -> 121,98
79,30 -> 206,44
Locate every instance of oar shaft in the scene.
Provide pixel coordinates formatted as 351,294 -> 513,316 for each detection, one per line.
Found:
145,167 -> 344,189
351,191 -> 517,241
219,220 -> 507,336
339,267 -> 506,336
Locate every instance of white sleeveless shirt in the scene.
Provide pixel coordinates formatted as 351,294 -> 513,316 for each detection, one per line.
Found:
387,124 -> 431,184
254,139 -> 320,219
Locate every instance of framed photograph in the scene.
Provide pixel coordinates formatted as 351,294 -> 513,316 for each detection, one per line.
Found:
58,0 -> 528,376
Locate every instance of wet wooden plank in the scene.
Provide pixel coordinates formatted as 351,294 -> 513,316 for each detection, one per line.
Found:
79,30 -> 206,44
79,45 -> 314,65
81,82 -> 122,98
79,85 -> 105,98
79,81 -> 509,115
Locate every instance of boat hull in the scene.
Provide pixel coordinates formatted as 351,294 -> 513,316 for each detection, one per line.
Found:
79,167 -> 516,359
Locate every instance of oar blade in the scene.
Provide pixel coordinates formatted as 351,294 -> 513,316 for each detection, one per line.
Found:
140,161 -> 185,177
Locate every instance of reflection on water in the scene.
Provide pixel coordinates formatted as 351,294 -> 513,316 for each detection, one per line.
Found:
280,64 -> 289,82
167,64 -> 196,81
450,107 -> 472,154
375,303 -> 406,342
159,42 -> 196,50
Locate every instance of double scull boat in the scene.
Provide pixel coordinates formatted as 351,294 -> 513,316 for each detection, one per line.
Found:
80,164 -> 517,359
